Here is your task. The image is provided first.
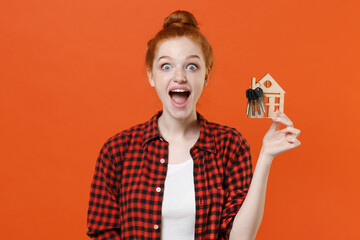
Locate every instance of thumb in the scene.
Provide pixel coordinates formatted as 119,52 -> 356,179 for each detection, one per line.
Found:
269,117 -> 279,131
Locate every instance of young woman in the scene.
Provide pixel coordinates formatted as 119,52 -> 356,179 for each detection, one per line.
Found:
87,10 -> 301,240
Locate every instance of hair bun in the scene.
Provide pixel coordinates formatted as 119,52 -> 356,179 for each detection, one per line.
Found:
163,10 -> 199,30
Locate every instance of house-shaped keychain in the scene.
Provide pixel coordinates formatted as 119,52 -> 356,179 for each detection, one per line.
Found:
247,73 -> 285,118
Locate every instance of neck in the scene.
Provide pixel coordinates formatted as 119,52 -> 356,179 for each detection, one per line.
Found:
157,110 -> 200,141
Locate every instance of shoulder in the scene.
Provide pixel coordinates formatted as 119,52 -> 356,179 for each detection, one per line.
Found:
110,120 -> 148,141
204,120 -> 251,162
100,119 -> 150,156
209,121 -> 249,146
206,121 -> 252,172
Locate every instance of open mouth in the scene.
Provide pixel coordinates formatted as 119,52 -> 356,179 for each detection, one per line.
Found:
169,89 -> 191,105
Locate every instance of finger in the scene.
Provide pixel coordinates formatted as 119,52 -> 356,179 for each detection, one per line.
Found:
287,138 -> 301,147
271,116 -> 293,128
271,110 -> 282,119
272,113 -> 293,127
291,139 -> 301,147
277,111 -> 294,127
281,127 -> 301,137
287,135 -> 297,143
269,117 -> 280,131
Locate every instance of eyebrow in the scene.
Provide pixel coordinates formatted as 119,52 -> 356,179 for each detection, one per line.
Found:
157,55 -> 200,62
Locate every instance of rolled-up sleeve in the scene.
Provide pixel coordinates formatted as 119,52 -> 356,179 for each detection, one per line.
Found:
87,141 -> 121,239
220,131 -> 253,239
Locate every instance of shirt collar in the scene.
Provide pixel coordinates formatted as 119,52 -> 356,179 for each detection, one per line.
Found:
141,111 -> 163,146
142,111 -> 217,154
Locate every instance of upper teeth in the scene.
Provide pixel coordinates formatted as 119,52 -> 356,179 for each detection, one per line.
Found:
171,89 -> 187,93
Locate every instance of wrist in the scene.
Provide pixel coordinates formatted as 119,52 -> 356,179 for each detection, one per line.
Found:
259,147 -> 275,163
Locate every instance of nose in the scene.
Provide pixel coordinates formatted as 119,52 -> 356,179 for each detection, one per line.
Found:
173,67 -> 187,83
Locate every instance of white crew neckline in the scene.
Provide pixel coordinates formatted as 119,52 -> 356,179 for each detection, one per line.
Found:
168,158 -> 192,166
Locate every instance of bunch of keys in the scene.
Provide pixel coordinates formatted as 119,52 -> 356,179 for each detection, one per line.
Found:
246,87 -> 266,116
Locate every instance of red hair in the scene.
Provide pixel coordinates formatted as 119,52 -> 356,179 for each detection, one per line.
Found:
145,10 -> 213,71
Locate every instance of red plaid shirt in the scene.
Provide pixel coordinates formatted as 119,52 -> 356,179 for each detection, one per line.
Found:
87,111 -> 253,239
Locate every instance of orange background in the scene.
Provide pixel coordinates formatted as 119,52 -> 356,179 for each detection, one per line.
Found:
1,0 -> 359,239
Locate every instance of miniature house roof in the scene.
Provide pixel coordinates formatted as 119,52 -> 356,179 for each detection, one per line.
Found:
258,73 -> 285,94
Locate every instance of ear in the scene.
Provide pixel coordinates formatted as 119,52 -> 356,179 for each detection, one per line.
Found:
147,68 -> 155,87
204,68 -> 210,87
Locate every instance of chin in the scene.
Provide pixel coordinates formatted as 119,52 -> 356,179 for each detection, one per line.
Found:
164,105 -> 197,121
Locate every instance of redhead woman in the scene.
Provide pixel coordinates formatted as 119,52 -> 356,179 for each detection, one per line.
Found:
87,10 -> 301,240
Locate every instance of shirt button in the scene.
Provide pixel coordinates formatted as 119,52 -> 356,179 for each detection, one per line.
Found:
154,224 -> 159,230
159,137 -> 164,141
156,187 -> 161,192
160,159 -> 165,164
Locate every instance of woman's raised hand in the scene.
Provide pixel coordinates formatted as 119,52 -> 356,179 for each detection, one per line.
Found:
261,110 -> 301,158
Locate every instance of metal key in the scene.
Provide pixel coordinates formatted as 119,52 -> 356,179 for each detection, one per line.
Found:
250,89 -> 257,116
254,87 -> 266,113
246,89 -> 252,115
253,89 -> 262,115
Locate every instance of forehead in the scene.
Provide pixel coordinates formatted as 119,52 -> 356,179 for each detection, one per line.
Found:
155,37 -> 204,60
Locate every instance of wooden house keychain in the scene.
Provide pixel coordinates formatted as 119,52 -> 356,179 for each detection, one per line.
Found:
246,73 -> 285,118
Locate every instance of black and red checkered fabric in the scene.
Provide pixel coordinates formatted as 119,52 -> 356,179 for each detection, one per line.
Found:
87,111 -> 253,239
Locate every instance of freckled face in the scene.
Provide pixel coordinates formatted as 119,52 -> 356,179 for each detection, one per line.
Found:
147,37 -> 209,120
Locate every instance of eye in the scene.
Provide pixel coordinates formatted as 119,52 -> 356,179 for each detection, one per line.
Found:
187,64 -> 198,71
161,64 -> 171,70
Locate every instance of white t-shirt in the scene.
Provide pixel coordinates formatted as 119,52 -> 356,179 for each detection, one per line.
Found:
161,158 -> 196,240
